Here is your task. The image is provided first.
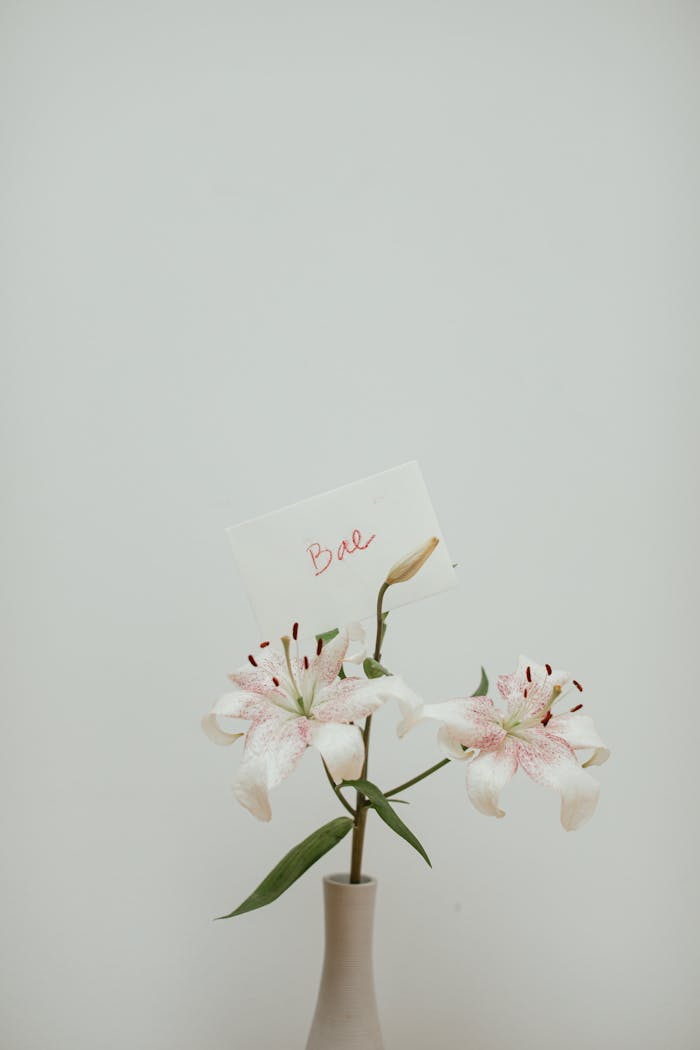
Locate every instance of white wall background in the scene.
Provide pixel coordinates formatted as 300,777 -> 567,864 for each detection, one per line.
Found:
3,3 -> 698,1048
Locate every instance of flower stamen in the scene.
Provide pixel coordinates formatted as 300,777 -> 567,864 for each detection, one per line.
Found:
248,654 -> 258,667
570,702 -> 583,712
573,680 -> 583,692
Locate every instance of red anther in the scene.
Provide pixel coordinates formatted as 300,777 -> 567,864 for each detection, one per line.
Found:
524,688 -> 528,699
248,654 -> 258,667
545,663 -> 552,676
303,655 -> 309,670
292,622 -> 299,641
526,666 -> 532,683
272,676 -> 280,688
541,710 -> 552,726
570,702 -> 583,712
573,680 -> 583,692
316,637 -> 323,656
259,641 -> 270,648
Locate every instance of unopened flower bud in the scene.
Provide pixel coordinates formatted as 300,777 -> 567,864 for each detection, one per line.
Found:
385,537 -> 439,586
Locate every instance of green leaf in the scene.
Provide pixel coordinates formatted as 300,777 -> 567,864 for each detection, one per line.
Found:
316,627 -> 340,644
380,610 -> 389,646
363,657 -> 391,679
472,666 -> 489,697
216,817 -> 353,919
343,779 -> 431,867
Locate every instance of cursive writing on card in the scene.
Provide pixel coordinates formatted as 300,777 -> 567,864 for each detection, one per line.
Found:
306,528 -> 377,577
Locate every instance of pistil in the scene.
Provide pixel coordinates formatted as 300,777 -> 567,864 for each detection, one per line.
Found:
281,635 -> 303,706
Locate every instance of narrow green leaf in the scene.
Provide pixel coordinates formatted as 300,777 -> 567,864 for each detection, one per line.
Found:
216,817 -> 353,919
363,657 -> 391,679
344,779 -> 431,867
472,667 -> 489,697
380,610 -> 389,646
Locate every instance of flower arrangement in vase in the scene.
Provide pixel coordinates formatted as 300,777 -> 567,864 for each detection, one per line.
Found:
203,538 -> 609,1049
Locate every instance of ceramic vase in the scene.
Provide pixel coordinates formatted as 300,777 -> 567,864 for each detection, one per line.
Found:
305,874 -> 384,1050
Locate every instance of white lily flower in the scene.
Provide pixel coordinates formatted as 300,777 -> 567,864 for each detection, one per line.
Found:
202,623 -> 394,821
396,656 -> 609,831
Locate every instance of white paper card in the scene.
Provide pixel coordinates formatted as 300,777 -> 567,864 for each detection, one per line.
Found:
227,461 -> 456,640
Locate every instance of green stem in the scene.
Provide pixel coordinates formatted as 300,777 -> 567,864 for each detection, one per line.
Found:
322,758 -> 356,818
349,582 -> 389,883
384,758 -> 451,798
372,582 -> 389,664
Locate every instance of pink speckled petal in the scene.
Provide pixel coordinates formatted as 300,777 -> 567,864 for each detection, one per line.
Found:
313,677 -> 387,724
419,698 -> 505,750
310,628 -> 350,686
497,672 -> 517,701
233,717 -> 310,821
205,690 -> 278,728
516,729 -> 600,831
229,651 -> 290,695
309,721 -> 365,782
465,739 -> 519,818
548,713 -> 610,765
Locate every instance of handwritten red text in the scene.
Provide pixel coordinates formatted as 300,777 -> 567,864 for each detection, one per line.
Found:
306,528 -> 376,577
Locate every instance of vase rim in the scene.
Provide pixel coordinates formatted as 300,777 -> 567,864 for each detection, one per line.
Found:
324,872 -> 377,888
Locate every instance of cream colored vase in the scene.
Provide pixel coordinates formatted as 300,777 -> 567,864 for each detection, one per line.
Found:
305,874 -> 384,1050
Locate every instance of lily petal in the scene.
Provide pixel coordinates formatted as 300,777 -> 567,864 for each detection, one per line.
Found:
309,722 -> 365,782
387,678 -> 427,738
313,677 -> 388,723
582,747 -> 610,768
343,622 -> 368,664
548,713 -> 610,766
466,740 -> 519,818
233,717 -> 310,821
203,691 -> 280,738
516,730 -> 600,831
433,698 -> 506,749
312,628 -> 351,686
404,697 -> 505,750
437,724 -> 472,761
229,652 -> 289,696
201,713 -> 244,746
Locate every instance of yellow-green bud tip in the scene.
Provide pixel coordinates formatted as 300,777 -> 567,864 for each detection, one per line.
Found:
385,536 -> 440,586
